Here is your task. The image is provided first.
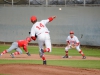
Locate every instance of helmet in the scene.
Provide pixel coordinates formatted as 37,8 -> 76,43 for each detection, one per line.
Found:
70,31 -> 74,34
30,16 -> 37,22
26,37 -> 31,42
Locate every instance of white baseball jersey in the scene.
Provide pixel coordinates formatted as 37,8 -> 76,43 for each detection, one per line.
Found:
30,19 -> 52,52
30,19 -> 49,36
66,35 -> 79,45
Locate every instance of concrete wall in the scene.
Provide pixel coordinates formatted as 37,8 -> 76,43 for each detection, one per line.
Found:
0,7 -> 100,46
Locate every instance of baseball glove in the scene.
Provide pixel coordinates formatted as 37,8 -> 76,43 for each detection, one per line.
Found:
26,52 -> 31,56
71,44 -> 76,48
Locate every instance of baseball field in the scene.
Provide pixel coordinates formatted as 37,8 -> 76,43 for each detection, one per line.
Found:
0,44 -> 100,75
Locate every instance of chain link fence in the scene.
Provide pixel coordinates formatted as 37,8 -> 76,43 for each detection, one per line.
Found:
0,7 -> 100,46
0,0 -> 100,6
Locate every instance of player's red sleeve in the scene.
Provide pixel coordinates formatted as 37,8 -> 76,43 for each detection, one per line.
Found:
23,45 -> 28,52
31,36 -> 36,41
48,17 -> 53,22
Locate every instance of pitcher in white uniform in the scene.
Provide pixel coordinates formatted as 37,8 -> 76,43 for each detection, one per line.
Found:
30,16 -> 56,65
63,31 -> 86,59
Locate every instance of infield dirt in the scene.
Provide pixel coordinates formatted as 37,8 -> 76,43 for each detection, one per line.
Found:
0,54 -> 100,60
0,54 -> 100,75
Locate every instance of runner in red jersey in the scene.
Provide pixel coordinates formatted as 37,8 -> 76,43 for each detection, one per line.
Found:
0,37 -> 31,58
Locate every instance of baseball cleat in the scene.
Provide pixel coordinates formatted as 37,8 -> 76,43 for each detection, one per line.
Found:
63,55 -> 68,58
82,56 -> 86,59
10,53 -> 15,58
43,60 -> 46,65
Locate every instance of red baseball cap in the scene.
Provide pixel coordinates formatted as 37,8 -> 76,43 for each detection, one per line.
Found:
70,31 -> 74,34
30,16 -> 37,22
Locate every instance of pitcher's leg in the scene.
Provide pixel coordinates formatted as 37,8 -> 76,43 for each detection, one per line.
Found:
44,39 -> 51,52
39,41 -> 47,65
38,40 -> 44,57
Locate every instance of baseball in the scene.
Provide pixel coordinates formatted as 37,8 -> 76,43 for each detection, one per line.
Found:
59,8 -> 62,10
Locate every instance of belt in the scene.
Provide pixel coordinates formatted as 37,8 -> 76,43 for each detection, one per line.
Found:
45,32 -> 48,33
38,32 -> 48,35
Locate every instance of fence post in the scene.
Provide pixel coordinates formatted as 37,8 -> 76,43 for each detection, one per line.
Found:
84,0 -> 86,6
12,0 -> 13,7
65,0 -> 66,7
46,0 -> 48,6
29,0 -> 30,6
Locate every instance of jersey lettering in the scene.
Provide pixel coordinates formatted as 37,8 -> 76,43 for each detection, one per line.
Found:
36,26 -> 41,30
40,23 -> 44,27
36,23 -> 44,30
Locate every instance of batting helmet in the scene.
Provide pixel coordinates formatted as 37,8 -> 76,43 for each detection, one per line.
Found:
26,37 -> 31,42
70,31 -> 74,34
30,16 -> 37,22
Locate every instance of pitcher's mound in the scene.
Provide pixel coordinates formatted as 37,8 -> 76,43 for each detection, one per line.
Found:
0,64 -> 100,75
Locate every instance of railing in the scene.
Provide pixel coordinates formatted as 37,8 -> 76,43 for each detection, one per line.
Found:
0,0 -> 100,7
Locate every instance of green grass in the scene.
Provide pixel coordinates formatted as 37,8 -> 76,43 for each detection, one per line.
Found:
0,44 -> 100,69
29,46 -> 100,57
0,59 -> 42,64
0,45 -> 100,57
0,59 -> 100,69
48,60 -> 100,69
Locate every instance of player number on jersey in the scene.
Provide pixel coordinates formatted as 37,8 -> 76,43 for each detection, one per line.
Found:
36,23 -> 44,30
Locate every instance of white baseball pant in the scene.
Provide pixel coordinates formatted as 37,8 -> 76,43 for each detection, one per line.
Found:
37,32 -> 52,53
7,42 -> 23,54
65,45 -> 81,52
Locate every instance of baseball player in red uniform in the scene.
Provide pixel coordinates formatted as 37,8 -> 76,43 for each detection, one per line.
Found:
0,37 -> 31,58
63,31 -> 86,59
30,16 -> 56,65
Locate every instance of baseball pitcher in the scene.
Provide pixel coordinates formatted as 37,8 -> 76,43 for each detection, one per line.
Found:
30,16 -> 56,65
0,37 -> 31,58
63,31 -> 86,59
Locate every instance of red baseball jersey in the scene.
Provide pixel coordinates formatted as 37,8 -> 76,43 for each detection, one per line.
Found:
17,40 -> 28,52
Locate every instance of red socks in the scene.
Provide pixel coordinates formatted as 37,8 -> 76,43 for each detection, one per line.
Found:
43,48 -> 50,52
1,50 -> 7,55
79,50 -> 85,56
42,55 -> 46,61
1,50 -> 20,56
65,51 -> 68,56
13,51 -> 20,55
41,48 -> 50,61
